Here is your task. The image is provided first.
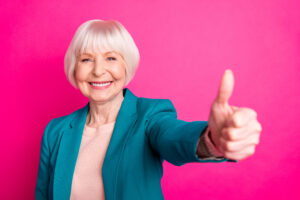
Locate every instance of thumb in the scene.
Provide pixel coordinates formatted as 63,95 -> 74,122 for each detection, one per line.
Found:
216,69 -> 234,104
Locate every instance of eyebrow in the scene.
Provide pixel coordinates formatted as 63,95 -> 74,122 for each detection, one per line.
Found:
81,53 -> 93,57
81,51 -> 117,56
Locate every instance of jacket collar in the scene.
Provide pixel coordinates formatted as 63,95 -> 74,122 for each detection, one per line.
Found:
53,88 -> 138,200
69,87 -> 137,129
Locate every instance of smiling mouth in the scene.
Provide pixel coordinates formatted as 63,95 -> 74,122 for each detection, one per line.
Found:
89,81 -> 113,87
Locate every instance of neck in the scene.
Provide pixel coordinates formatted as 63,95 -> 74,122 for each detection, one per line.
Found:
86,91 -> 124,127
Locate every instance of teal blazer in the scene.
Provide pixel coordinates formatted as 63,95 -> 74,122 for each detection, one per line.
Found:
35,88 -> 229,200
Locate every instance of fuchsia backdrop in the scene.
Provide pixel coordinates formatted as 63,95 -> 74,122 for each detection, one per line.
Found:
1,0 -> 300,199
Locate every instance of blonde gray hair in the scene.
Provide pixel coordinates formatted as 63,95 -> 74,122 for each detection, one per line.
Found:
64,19 -> 140,88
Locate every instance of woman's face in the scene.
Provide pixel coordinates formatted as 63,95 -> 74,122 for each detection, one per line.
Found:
75,50 -> 126,103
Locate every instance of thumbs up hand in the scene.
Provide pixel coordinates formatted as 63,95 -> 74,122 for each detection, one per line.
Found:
207,70 -> 262,161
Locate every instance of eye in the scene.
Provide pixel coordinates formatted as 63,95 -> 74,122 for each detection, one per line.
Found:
107,56 -> 116,61
81,58 -> 91,62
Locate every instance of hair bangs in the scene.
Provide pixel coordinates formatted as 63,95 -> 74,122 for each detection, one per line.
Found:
75,23 -> 124,56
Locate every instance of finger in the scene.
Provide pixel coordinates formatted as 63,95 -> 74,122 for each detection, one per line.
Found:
227,107 -> 257,127
216,69 -> 234,105
231,105 -> 239,111
223,145 -> 256,161
222,119 -> 262,141
219,133 -> 260,152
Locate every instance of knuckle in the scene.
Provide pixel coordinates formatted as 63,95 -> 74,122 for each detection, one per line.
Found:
254,138 -> 260,145
251,109 -> 257,118
256,122 -> 262,132
232,115 -> 240,126
224,141 -> 235,152
228,129 -> 237,140
241,108 -> 257,121
255,134 -> 260,145
244,107 -> 256,116
248,147 -> 256,155
250,134 -> 260,145
223,128 -> 235,140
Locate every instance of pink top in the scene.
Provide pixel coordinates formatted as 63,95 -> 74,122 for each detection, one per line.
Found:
70,121 -> 116,200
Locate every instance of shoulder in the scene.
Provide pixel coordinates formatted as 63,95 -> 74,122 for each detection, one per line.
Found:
136,97 -> 177,118
47,107 -> 82,127
43,104 -> 87,136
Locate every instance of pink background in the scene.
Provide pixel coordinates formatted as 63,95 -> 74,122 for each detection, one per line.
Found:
1,0 -> 299,199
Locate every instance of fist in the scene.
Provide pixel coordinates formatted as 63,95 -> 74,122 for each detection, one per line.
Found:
208,70 -> 262,161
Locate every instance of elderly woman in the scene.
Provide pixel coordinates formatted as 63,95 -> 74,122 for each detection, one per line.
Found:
35,19 -> 262,200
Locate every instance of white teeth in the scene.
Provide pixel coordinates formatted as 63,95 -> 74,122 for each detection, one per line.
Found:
91,82 -> 111,87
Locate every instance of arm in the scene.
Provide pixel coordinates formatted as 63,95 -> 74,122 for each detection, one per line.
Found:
35,120 -> 52,200
145,99 -> 229,166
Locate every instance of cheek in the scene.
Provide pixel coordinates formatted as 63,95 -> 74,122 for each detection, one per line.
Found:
75,65 -> 89,82
111,64 -> 126,80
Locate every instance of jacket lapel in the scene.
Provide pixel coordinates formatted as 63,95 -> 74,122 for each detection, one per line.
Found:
53,88 -> 138,200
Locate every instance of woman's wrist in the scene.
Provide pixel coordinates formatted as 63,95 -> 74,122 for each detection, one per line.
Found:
196,127 -> 213,158
203,126 -> 224,157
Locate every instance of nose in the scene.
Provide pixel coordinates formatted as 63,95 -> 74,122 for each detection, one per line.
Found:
92,59 -> 106,76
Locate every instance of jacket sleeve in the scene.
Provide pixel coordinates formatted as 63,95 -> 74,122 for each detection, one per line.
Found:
145,99 -> 229,166
35,120 -> 52,200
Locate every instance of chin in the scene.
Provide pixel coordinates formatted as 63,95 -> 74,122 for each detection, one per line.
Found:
89,93 -> 119,103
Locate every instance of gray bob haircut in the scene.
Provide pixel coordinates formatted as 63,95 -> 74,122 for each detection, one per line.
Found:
64,19 -> 140,88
